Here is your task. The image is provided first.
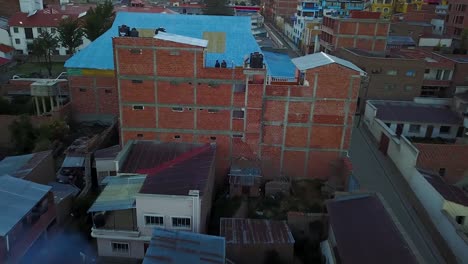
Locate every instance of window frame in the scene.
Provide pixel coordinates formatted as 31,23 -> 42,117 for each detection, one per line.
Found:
132,105 -> 144,110
13,27 -> 19,33
232,109 -> 245,119
171,107 -> 184,112
111,242 -> 130,254
15,38 -> 20,44
144,214 -> 164,227
386,70 -> 397,76
171,216 -> 191,229
408,124 -> 421,133
439,126 -> 451,134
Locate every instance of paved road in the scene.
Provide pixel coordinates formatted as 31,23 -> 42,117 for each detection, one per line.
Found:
349,125 -> 445,264
264,22 -> 302,58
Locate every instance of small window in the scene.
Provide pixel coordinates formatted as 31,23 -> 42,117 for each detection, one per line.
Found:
424,69 -> 430,74
406,70 -> 416,77
207,109 -> 219,113
456,216 -> 465,225
174,135 -> 181,139
234,84 -> 246,93
15,38 -> 20,44
440,126 -> 450,134
130,48 -> 142,54
210,136 -> 216,140
386,70 -> 397,76
79,88 -> 87,92
105,89 -> 112,94
409,124 -> 421,133
132,79 -> 143,84
172,217 -> 191,229
13,27 -> 18,33
233,110 -> 245,119
439,168 -> 446,177
232,134 -> 243,138
51,28 -> 56,34
145,215 -> 164,226
133,105 -> 144,110
170,50 -> 180,55
171,107 -> 184,112
404,85 -> 413,91
111,242 -> 129,254
37,28 -> 42,34
137,133 -> 144,138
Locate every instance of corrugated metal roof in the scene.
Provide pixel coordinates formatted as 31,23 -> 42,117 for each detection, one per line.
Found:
327,194 -> 419,264
87,175 -> 146,212
61,155 -> 86,168
94,145 -> 121,160
220,218 -> 295,245
143,228 -> 225,264
291,52 -> 364,74
48,182 -> 80,203
154,32 -> 208,47
420,170 -> 468,206
65,12 -> 261,70
0,175 -> 51,236
0,151 -> 52,179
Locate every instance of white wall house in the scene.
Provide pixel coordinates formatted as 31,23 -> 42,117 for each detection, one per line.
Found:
89,142 -> 216,260
365,100 -> 462,140
292,0 -> 322,47
362,110 -> 468,263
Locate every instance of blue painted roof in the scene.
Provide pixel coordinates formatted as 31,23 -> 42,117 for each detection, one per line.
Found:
143,228 -> 225,264
65,12 -> 262,70
262,51 -> 297,78
0,153 -> 34,176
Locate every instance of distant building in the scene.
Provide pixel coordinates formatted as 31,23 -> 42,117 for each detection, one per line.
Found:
320,11 -> 390,53
228,158 -> 261,197
0,175 -> 56,263
291,0 -> 322,53
445,0 -> 468,39
48,181 -> 79,224
143,228 -> 226,264
220,218 -> 295,264
94,144 -> 120,186
88,141 -> 216,260
321,193 -> 423,263
0,150 -> 55,185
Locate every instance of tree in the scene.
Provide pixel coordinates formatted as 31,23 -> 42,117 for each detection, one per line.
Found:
32,31 -> 59,77
57,17 -> 84,55
9,115 -> 37,154
83,0 -> 115,41
203,0 -> 234,16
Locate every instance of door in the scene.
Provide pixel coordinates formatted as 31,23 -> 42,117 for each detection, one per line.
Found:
426,125 -> 434,138
396,124 -> 404,137
379,133 -> 390,156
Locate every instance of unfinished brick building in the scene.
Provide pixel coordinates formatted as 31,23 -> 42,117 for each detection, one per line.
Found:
66,13 -> 362,180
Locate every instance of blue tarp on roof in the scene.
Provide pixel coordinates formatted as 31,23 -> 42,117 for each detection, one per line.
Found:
0,175 -> 51,236
143,228 -> 225,264
262,51 -> 297,78
387,36 -> 416,46
65,12 -> 262,70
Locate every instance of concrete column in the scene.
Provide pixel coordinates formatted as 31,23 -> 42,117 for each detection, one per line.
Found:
41,96 -> 47,113
50,96 -> 54,111
35,97 -> 41,115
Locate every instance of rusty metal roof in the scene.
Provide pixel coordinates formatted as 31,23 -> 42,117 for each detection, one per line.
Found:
220,218 -> 295,245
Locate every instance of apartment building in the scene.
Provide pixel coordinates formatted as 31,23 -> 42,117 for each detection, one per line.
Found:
323,0 -> 371,16
445,0 -> 468,39
320,11 -> 390,53
291,0 -> 322,53
66,12 -> 363,180
0,175 -> 56,263
88,141 -> 216,260
371,0 -> 395,17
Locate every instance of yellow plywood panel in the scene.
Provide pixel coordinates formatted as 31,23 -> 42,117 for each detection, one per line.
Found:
82,69 -> 115,77
202,32 -> 226,53
137,29 -> 156,38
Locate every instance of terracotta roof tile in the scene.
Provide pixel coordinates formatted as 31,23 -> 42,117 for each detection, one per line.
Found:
0,44 -> 14,53
9,9 -> 79,27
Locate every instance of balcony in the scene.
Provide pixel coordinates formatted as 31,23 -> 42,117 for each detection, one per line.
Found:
8,205 -> 56,263
267,76 -> 298,85
422,79 -> 451,87
90,209 -> 140,239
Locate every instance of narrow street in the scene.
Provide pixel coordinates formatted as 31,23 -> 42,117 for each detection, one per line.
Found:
349,125 -> 445,264
264,22 -> 302,57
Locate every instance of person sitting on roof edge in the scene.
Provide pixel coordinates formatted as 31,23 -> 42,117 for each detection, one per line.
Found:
221,60 -> 227,68
215,60 -> 220,68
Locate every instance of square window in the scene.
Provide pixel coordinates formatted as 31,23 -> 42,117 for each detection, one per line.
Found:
408,124 -> 421,133
404,85 -> 413,91
174,135 -> 181,139
15,38 -> 20,44
439,168 -> 446,177
456,216 -> 465,225
386,70 -> 397,76
105,89 -> 112,94
440,126 -> 450,134
233,110 -> 245,119
145,215 -> 164,226
234,84 -> 246,93
132,79 -> 143,84
406,70 -> 416,77
111,242 -> 129,254
172,217 -> 191,229
210,136 -> 217,140
171,107 -> 184,112
424,69 -> 430,74
13,27 -> 18,33
133,105 -> 144,110
79,88 -> 87,92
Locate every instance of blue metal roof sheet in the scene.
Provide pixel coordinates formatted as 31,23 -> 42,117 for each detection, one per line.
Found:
65,12 -> 262,70
0,175 -> 51,236
143,228 -> 225,264
0,153 -> 34,176
387,36 -> 416,46
262,51 -> 297,78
